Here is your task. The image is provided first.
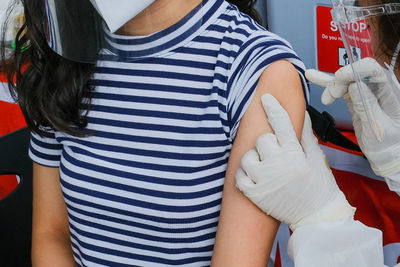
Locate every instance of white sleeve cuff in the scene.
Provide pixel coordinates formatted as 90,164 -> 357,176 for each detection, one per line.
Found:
288,219 -> 385,267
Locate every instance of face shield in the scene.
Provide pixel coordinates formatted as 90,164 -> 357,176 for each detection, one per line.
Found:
331,0 -> 400,141
43,0 -> 156,63
44,0 -> 206,64
0,0 -> 24,57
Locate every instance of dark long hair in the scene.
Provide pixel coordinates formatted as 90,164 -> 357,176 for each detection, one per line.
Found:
1,0 -> 261,136
228,0 -> 262,25
1,0 -> 95,136
375,1 -> 400,67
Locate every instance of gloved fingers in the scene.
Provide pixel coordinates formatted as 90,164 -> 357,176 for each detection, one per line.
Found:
334,63 -> 356,83
343,92 -> 353,111
343,91 -> 360,124
235,168 -> 256,192
255,133 -> 281,161
348,82 -> 388,142
344,91 -> 363,139
305,69 -> 349,105
305,69 -> 334,88
240,149 -> 261,179
342,90 -> 356,114
321,86 -> 336,105
321,58 -> 383,105
308,59 -> 383,86
261,94 -> 300,148
348,82 -> 381,123
321,83 -> 350,105
336,57 -> 386,83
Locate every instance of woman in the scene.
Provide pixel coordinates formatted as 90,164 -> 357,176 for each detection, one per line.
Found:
2,0 -> 308,266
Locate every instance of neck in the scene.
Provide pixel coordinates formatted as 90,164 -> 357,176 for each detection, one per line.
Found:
116,0 -> 203,36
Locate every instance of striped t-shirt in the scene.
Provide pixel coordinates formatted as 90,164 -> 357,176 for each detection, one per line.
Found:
29,0 -> 308,266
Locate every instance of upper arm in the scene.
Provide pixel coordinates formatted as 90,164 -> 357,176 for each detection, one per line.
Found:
32,163 -> 69,238
32,162 -> 76,266
254,60 -> 306,139
211,60 -> 305,266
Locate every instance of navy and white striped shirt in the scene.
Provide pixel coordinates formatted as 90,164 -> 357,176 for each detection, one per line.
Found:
30,0 -> 308,266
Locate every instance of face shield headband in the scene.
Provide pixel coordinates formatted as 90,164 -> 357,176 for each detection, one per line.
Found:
332,1 -> 400,24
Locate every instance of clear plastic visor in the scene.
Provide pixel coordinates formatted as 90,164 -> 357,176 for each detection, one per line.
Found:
43,0 -> 204,64
1,0 -> 24,58
44,0 -> 105,63
331,0 -> 400,141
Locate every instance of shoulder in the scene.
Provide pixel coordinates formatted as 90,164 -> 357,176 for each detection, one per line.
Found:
258,60 -> 305,101
210,1 -> 267,43
206,1 -> 300,65
241,59 -> 306,142
217,9 -> 304,80
222,1 -> 264,31
227,57 -> 307,142
218,1 -> 287,46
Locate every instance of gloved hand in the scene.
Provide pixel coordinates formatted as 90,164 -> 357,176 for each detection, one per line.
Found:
306,58 -> 400,179
236,94 -> 355,230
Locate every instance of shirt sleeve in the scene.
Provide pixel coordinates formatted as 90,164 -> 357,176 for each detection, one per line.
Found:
227,30 -> 309,140
29,129 -> 62,167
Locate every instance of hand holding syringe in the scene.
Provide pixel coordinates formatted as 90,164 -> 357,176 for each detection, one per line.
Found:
306,58 -> 388,105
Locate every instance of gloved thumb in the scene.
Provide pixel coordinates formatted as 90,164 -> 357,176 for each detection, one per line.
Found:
321,83 -> 351,105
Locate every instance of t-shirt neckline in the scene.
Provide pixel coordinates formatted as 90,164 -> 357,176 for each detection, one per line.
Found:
102,0 -> 224,60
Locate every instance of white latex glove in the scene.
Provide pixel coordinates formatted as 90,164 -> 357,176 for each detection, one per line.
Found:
306,58 -> 388,106
236,94 -> 355,230
306,58 -> 400,180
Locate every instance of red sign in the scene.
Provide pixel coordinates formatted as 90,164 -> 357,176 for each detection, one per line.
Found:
317,6 -> 345,73
316,6 -> 373,73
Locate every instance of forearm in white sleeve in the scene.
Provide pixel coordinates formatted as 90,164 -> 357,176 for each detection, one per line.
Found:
288,219 -> 387,267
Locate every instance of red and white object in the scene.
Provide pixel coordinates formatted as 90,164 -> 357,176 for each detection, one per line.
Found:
0,75 -> 26,200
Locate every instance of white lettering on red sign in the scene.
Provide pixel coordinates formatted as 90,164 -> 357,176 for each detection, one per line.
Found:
330,20 -> 368,33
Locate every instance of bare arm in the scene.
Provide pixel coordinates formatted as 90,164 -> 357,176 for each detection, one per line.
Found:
211,60 -> 306,266
31,162 -> 75,267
